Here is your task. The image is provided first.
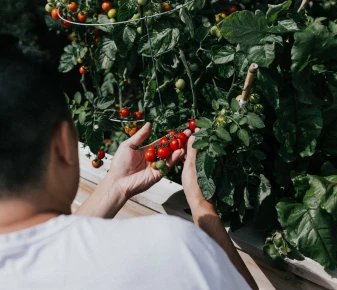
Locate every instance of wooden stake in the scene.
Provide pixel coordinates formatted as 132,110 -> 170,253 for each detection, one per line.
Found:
241,63 -> 258,102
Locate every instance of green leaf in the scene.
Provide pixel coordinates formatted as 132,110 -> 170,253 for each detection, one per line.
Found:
194,22 -> 210,42
85,92 -> 94,104
218,65 -> 234,79
85,127 -> 104,154
247,43 -> 275,68
246,113 -> 265,128
98,37 -> 117,70
179,8 -> 194,38
212,99 -> 219,110
113,26 -> 136,57
139,28 -> 180,57
74,92 -> 82,104
211,45 -> 235,65
234,52 -> 249,78
231,98 -> 240,112
216,170 -> 235,206
204,153 -> 215,179
256,68 -> 279,109
192,138 -> 209,149
196,151 -> 216,200
238,129 -> 249,146
251,149 -> 266,160
193,128 -> 209,137
277,199 -> 337,269
209,142 -> 226,156
101,73 -> 115,97
267,19 -> 300,34
79,111 -> 86,125
117,1 -> 137,21
238,117 -> 247,125
230,123 -> 238,134
195,117 -> 212,129
96,98 -> 114,110
266,0 -> 292,23
218,10 -> 268,47
291,23 -> 337,104
322,184 -> 337,220
215,127 -> 231,141
263,240 -> 288,270
320,104 -> 337,156
256,174 -> 271,212
58,43 -> 77,73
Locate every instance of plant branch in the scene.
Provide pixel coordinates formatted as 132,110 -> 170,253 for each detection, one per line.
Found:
179,48 -> 198,118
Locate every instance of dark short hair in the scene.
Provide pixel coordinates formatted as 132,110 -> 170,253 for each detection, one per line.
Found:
0,35 -> 71,196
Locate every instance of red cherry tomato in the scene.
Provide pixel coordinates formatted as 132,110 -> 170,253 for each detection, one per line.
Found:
147,146 -> 155,152
177,132 -> 188,146
157,147 -> 172,160
67,2 -> 78,12
145,150 -> 157,162
167,130 -> 177,137
79,66 -> 87,74
119,108 -> 131,118
160,136 -> 169,145
62,17 -> 72,28
51,8 -> 62,20
134,111 -> 143,120
102,1 -> 112,11
189,118 -> 198,132
97,150 -> 105,160
227,5 -> 238,15
170,139 -> 182,151
77,11 -> 88,22
92,159 -> 103,168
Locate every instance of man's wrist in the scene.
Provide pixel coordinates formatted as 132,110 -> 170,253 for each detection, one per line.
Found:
187,196 -> 217,217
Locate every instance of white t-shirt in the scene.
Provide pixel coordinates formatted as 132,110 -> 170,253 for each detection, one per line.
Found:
0,214 -> 250,290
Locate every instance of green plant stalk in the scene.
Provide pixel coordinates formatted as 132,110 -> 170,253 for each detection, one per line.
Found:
80,74 -> 87,93
179,48 -> 197,119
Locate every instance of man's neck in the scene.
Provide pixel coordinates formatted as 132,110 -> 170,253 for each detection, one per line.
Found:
0,198 -> 68,234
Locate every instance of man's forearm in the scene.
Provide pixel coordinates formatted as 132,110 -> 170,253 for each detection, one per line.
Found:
189,200 -> 258,290
75,174 -> 127,218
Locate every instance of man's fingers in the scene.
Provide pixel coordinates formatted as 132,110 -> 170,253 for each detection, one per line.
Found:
166,148 -> 185,168
125,122 -> 151,149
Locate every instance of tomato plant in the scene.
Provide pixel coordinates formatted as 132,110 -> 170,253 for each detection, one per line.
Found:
47,0 -> 337,272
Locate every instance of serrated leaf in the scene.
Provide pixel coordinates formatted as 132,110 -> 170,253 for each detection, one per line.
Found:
117,1 -> 137,22
230,123 -> 238,134
113,26 -> 136,58
195,117 -> 212,129
58,43 -> 77,73
192,138 -> 209,149
246,113 -> 265,128
74,92 -> 82,104
239,117 -> 247,125
248,43 -> 275,68
231,98 -> 240,112
266,0 -> 292,23
179,8 -> 194,38
97,98 -> 114,110
238,129 -> 249,146
277,199 -> 337,269
85,92 -> 94,104
211,45 -> 236,65
215,127 -> 231,141
256,68 -> 280,109
218,10 -> 268,47
256,174 -> 271,212
204,153 -> 215,178
193,128 -> 209,137
138,28 -> 180,57
98,37 -> 117,70
209,142 -> 226,156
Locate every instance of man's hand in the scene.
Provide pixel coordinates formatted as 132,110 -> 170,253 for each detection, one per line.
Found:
108,122 -> 191,199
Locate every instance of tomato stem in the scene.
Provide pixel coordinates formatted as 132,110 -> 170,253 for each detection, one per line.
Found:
80,74 -> 87,93
179,48 -> 197,119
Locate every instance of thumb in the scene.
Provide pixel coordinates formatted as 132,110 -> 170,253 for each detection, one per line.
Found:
125,122 -> 151,149
185,129 -> 198,163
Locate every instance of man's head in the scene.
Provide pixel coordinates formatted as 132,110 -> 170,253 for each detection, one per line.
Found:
0,36 -> 79,210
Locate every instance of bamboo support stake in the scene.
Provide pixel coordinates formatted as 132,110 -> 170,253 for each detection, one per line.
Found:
240,63 -> 258,108
297,0 -> 309,12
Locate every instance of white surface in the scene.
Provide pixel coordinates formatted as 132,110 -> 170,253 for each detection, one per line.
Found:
0,214 -> 250,290
78,143 -> 337,289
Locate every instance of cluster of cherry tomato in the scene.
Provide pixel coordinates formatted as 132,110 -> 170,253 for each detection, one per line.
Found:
119,108 -> 144,136
119,108 -> 142,120
124,122 -> 143,137
145,130 -> 188,175
92,149 -> 105,169
215,5 -> 238,23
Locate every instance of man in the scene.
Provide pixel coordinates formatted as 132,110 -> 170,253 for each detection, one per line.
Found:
0,38 -> 258,290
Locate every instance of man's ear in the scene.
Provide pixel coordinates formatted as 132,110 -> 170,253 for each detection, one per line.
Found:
53,121 -> 75,166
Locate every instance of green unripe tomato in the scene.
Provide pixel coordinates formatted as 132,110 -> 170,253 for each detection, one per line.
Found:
210,26 -> 219,36
249,93 -> 261,104
137,27 -> 142,35
254,104 -> 265,114
132,13 -> 140,20
189,63 -> 198,72
110,18 -> 116,23
175,89 -> 181,94
236,95 -> 242,102
45,3 -> 54,12
137,0 -> 147,5
243,108 -> 248,114
151,162 -> 158,170
108,9 -> 117,19
175,79 -> 186,90
159,165 -> 170,176
61,0 -> 68,3
156,160 -> 166,170
47,0 -> 55,3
